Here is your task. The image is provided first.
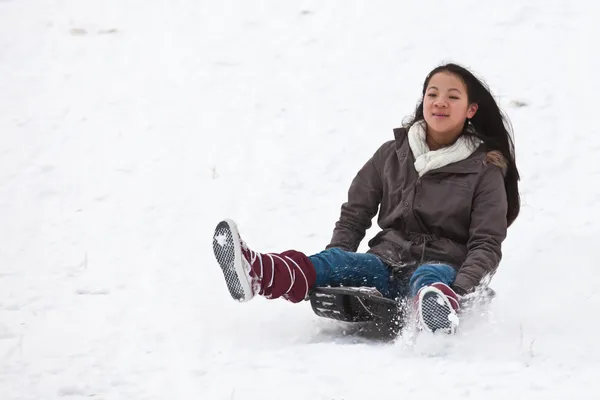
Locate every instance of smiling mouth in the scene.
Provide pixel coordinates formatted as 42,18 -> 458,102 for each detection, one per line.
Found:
433,113 -> 449,117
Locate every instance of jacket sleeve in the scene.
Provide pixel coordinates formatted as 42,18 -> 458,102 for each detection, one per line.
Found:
453,165 -> 508,294
326,143 -> 387,252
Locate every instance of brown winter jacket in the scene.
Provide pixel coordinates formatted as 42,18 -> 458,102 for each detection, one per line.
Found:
326,127 -> 509,294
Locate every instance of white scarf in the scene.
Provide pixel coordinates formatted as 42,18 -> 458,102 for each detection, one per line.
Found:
407,121 -> 481,177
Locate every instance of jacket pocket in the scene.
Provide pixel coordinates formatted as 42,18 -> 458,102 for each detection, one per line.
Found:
367,228 -> 392,247
434,177 -> 472,190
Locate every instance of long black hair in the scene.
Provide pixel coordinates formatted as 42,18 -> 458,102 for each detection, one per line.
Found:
404,63 -> 520,226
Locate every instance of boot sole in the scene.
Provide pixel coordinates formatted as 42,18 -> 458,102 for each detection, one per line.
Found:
418,288 -> 457,334
212,220 -> 254,302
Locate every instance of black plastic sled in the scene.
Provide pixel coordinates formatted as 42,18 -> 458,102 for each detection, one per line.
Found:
308,287 -> 406,339
308,286 -> 496,339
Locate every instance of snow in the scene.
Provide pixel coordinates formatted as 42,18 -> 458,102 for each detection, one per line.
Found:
1,0 -> 599,398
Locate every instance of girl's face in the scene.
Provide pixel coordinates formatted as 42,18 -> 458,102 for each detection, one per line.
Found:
423,72 -> 478,145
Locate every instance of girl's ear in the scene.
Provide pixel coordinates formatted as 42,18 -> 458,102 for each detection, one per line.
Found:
467,103 -> 479,119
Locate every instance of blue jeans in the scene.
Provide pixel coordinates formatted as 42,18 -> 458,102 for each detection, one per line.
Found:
309,248 -> 456,299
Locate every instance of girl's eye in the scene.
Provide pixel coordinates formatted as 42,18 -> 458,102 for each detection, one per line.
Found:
427,93 -> 436,97
450,96 -> 460,100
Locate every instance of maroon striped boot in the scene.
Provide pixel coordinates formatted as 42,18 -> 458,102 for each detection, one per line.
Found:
416,283 -> 460,334
212,219 -> 316,303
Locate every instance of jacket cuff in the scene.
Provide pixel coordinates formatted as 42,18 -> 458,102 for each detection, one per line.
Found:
452,274 -> 474,295
451,285 -> 468,296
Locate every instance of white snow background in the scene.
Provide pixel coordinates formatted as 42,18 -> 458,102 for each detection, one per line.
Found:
1,1 -> 599,399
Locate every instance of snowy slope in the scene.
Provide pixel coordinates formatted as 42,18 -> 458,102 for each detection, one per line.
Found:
1,0 -> 599,399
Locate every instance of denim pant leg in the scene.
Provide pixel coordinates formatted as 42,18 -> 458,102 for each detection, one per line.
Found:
309,248 -> 400,299
408,263 -> 457,297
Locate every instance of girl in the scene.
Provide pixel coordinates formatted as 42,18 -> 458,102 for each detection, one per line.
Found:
212,63 -> 520,334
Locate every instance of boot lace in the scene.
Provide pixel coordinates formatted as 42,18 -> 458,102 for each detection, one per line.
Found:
241,241 -> 309,300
